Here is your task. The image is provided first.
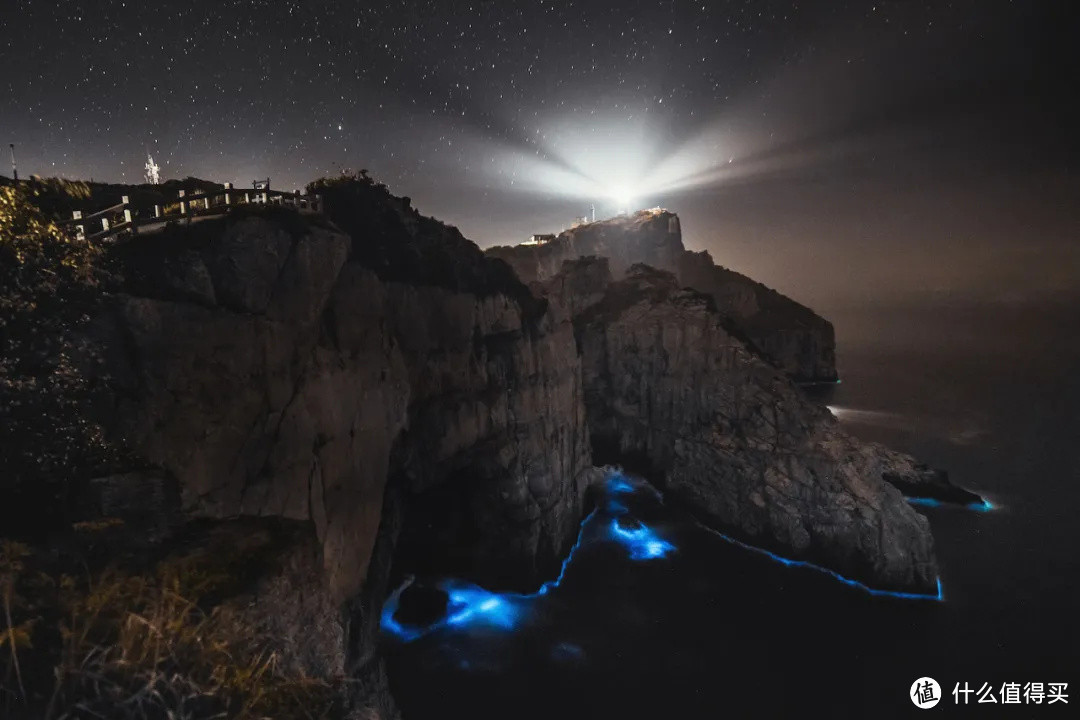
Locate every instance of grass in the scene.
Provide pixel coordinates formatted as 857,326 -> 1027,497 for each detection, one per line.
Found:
1,526 -> 343,720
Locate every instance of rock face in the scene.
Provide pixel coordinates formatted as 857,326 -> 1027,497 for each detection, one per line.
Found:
542,258 -> 938,594
487,210 -> 838,382
677,250 -> 837,382
47,182 -> 954,715
98,203 -> 591,600
869,443 -> 987,506
84,191 -> 593,715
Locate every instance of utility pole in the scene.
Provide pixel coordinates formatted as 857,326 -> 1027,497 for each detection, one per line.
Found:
9,144 -> 17,181
590,203 -> 595,222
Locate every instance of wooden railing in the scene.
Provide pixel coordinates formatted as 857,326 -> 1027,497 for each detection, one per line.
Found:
61,182 -> 324,242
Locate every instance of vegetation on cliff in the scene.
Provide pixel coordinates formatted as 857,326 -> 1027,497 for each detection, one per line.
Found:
0,180 -> 119,538
1,521 -> 341,719
0,182 -> 356,719
309,173 -> 544,319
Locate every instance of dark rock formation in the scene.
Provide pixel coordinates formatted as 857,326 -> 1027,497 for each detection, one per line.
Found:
542,258 -> 938,594
677,250 -> 837,382
13,180 -> 961,715
94,199 -> 591,601
871,444 -> 987,506
487,211 -> 685,282
75,189 -> 593,717
393,583 -> 450,627
487,210 -> 838,382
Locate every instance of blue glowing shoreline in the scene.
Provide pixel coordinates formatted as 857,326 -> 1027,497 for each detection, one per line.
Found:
381,507 -> 602,642
695,522 -> 944,601
907,496 -> 995,512
382,471 -> 948,642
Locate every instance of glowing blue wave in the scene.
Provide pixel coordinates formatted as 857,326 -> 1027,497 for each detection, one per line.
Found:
382,505 -> 608,641
608,518 -> 675,560
382,470 -> 948,643
696,522 -> 944,601
535,506 -> 599,596
382,473 -> 671,642
907,496 -> 995,512
381,579 -> 525,642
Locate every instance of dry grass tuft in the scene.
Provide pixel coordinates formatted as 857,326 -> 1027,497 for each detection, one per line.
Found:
2,537 -> 343,719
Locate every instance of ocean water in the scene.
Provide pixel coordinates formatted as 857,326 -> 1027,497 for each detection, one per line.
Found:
384,303 -> 1080,718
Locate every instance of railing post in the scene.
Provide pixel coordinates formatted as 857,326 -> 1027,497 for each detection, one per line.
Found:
122,195 -> 137,233
72,210 -> 85,240
224,182 -> 232,206
179,189 -> 187,216
154,204 -> 162,218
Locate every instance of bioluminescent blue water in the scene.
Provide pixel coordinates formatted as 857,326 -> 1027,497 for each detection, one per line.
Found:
381,579 -> 527,642
385,307 -> 1080,719
907,496 -> 995,512
382,473 -> 677,642
607,517 -> 676,560
382,470 -> 953,644
695,522 -> 944,601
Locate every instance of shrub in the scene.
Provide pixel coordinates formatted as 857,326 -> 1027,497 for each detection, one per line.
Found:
0,181 -> 118,537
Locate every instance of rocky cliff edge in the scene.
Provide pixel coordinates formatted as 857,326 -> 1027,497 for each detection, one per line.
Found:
487,209 -> 838,382
541,258 -> 940,594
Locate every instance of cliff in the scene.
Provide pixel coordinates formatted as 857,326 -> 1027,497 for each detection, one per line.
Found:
487,210 -> 838,382
3,179 -> 951,716
542,259 -> 938,593
65,184 -> 593,716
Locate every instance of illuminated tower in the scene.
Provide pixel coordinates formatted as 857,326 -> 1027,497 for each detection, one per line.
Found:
144,151 -> 161,184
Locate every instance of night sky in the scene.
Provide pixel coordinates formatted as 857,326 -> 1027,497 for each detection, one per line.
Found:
3,1 -> 1076,315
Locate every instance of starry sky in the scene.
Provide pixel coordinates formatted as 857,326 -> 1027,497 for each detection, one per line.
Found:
3,1 -> 1076,317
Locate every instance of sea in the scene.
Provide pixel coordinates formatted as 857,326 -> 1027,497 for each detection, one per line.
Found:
383,301 -> 1080,718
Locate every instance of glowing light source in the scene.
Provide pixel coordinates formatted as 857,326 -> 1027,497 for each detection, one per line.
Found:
477,109 -> 854,216
144,152 -> 160,184
608,184 -> 635,213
